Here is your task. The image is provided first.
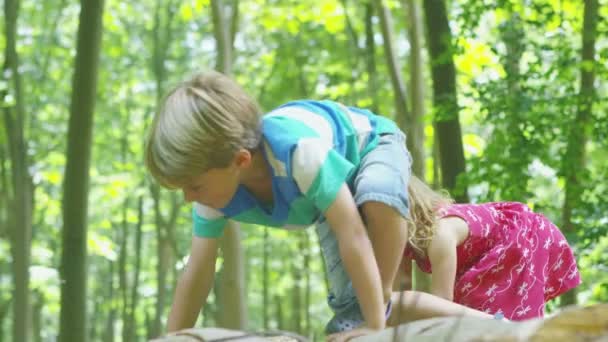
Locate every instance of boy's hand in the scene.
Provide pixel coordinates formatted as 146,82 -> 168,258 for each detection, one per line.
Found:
326,327 -> 378,342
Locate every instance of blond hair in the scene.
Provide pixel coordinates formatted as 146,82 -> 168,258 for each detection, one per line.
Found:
407,176 -> 454,254
145,71 -> 262,188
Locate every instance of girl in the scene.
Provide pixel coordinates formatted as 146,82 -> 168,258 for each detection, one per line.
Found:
403,176 -> 581,320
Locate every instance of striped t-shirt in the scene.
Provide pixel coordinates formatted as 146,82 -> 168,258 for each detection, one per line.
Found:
193,100 -> 399,237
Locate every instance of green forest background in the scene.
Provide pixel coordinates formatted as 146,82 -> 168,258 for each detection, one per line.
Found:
1,0 -> 606,341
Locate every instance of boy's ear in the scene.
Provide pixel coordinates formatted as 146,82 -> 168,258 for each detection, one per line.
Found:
233,149 -> 252,168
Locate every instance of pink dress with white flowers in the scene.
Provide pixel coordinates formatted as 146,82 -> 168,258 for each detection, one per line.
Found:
404,202 -> 581,321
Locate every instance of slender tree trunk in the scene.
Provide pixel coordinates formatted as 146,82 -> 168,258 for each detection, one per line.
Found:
263,227 -> 269,329
3,0 -> 33,340
560,0 -> 598,307
0,299 -> 9,342
217,222 -> 247,328
339,0 -> 363,102
374,0 -> 411,136
404,0 -> 430,291
151,186 -> 176,336
103,262 -> 116,342
0,146 -> 6,238
304,231 -> 311,335
59,1 -> 105,341
211,0 -> 247,329
404,0 -> 426,178
422,0 -> 468,202
119,196 -> 130,341
432,132 -> 440,188
291,234 -> 303,334
211,0 -> 232,75
127,197 -> 144,340
275,295 -> 284,330
364,2 -> 380,114
149,1 -> 180,335
32,292 -> 43,342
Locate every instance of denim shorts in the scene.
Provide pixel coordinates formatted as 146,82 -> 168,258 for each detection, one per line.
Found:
315,132 -> 412,333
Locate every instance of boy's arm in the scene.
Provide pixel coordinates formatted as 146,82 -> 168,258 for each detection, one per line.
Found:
427,220 -> 458,301
325,184 -> 385,330
167,234 -> 219,332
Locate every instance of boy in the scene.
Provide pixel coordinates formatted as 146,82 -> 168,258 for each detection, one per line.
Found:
145,71 -> 485,337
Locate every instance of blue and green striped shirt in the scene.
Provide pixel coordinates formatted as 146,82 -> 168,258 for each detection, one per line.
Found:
193,100 -> 399,237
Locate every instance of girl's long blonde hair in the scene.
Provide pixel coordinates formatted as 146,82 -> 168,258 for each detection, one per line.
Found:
407,175 -> 454,254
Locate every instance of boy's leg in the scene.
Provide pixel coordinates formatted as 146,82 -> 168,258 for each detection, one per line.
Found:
317,132 -> 412,333
316,220 -> 395,333
315,220 -> 363,333
354,132 -> 411,303
361,202 -> 408,303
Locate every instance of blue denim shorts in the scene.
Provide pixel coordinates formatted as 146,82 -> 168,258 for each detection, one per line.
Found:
315,132 -> 412,333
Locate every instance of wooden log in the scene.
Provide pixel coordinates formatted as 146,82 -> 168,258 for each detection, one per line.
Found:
151,304 -> 608,342
355,303 -> 608,342
149,328 -> 307,341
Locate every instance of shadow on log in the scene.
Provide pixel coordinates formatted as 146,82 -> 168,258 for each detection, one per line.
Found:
151,304 -> 608,341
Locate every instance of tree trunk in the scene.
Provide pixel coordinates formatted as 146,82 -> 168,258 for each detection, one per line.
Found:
217,222 -> 247,328
126,197 -> 144,340
404,0 -> 426,178
150,186 -> 177,336
263,227 -> 269,329
374,0 -> 412,139
2,0 -> 33,340
422,0 -> 468,202
560,0 -> 598,307
59,1 -> 105,341
32,292 -> 43,342
150,0 -> 180,335
403,0 -> 431,292
211,0 -> 232,75
304,231 -> 311,335
211,0 -> 248,329
275,295 -> 284,330
291,234 -> 304,334
103,261 -> 116,342
0,145 -> 6,239
0,299 -> 9,342
364,2 -> 380,114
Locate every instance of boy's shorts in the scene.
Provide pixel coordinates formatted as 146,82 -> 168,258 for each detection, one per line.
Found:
315,132 -> 412,334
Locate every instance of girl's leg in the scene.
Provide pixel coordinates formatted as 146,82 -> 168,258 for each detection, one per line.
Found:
354,132 -> 412,304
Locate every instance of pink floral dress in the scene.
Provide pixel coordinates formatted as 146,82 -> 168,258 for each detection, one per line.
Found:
404,202 -> 581,321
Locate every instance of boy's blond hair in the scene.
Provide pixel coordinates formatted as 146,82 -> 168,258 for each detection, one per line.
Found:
145,71 -> 262,189
407,175 -> 454,254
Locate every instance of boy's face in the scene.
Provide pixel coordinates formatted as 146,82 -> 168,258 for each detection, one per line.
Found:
181,150 -> 252,209
182,167 -> 239,209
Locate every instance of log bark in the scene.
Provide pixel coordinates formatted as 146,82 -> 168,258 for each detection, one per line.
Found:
151,304 -> 608,342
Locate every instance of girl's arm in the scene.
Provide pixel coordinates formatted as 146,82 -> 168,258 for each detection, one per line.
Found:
427,218 -> 460,301
388,290 -> 493,325
325,184 -> 386,330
